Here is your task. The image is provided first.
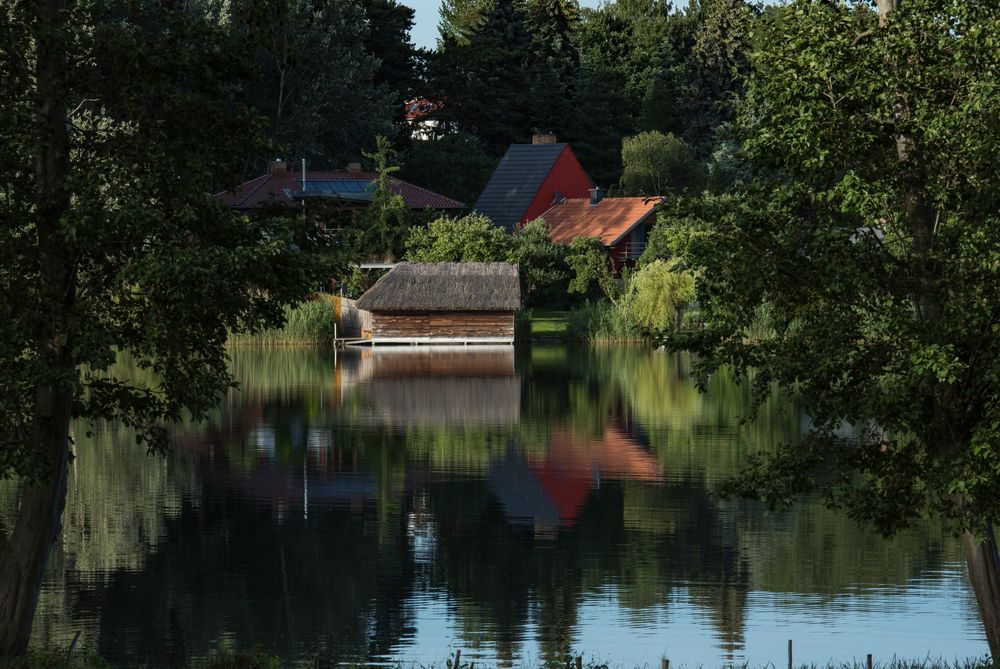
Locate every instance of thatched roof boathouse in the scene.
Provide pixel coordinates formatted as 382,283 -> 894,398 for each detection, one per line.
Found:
355,262 -> 521,345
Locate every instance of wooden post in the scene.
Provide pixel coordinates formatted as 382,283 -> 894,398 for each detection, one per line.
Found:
577,656 -> 583,669
662,659 -> 669,669
787,640 -> 793,669
867,654 -> 873,669
454,649 -> 461,669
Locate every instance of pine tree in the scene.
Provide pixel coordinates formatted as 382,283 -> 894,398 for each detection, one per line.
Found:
569,66 -> 635,187
438,0 -> 491,45
527,0 -> 580,95
434,0 -> 533,154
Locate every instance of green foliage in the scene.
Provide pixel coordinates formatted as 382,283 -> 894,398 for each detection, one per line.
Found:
566,237 -> 619,304
197,647 -> 282,669
623,259 -> 696,336
674,0 -> 1000,544
639,197 -> 720,265
357,135 -> 410,260
343,267 -> 388,300
361,0 -> 419,121
400,134 -> 497,206
405,214 -> 509,262
226,0 -> 394,167
432,0 -> 533,154
404,215 -> 569,307
564,301 -> 644,342
680,0 -> 756,154
569,66 -> 635,187
508,219 -> 571,306
620,130 -> 704,196
438,0 -> 491,45
526,0 -> 581,134
524,308 -> 571,340
0,0 -> 339,476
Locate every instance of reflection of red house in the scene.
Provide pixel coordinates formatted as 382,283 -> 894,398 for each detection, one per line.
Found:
489,423 -> 662,528
539,195 -> 662,269
545,425 -> 662,482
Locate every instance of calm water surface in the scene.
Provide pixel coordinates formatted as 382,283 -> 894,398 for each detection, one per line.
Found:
3,346 -> 988,667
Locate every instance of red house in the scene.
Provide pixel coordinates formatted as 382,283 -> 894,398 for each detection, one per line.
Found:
538,193 -> 662,269
473,134 -> 593,232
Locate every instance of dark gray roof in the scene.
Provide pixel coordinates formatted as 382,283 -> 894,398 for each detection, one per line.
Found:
355,262 -> 521,312
473,143 -> 567,231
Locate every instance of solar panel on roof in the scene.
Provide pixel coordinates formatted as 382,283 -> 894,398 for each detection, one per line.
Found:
302,180 -> 373,194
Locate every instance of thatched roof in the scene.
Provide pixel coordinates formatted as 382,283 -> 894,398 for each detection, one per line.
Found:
356,262 -> 521,312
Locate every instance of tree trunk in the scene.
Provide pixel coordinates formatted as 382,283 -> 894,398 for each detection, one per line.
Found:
0,0 -> 74,655
964,528 -> 1000,659
0,404 -> 72,655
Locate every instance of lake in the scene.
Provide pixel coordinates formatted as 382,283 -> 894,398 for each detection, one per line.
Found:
4,345 -> 989,667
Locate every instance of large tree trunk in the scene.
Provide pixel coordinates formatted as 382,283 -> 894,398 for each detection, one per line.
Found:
0,0 -> 74,656
964,529 -> 1000,659
0,405 -> 72,655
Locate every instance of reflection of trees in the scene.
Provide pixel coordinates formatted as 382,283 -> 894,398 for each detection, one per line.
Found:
4,345 -> 971,666
75,489 -> 414,668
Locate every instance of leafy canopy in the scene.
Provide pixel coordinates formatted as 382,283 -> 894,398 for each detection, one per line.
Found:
620,130 -> 704,196
674,0 -> 1000,538
0,0 -> 337,479
624,259 -> 695,335
404,214 -> 510,262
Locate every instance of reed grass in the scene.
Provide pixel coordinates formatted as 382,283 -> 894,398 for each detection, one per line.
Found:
228,297 -> 337,345
564,301 -> 645,343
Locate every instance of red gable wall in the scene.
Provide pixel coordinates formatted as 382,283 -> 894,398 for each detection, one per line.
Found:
519,146 -> 593,227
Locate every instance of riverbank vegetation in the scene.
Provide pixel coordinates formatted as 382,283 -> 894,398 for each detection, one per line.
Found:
228,297 -> 338,346
6,647 -> 998,669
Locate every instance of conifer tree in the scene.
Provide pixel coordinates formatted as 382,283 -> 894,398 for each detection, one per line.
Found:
438,0 -> 491,45
435,0 -> 533,154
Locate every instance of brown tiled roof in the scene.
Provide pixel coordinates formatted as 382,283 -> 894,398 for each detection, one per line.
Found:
215,170 -> 464,210
538,197 -> 660,246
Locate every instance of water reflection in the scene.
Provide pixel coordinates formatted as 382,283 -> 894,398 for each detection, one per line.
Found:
2,346 -> 987,667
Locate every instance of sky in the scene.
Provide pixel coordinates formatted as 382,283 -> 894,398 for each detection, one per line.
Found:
400,0 -> 602,50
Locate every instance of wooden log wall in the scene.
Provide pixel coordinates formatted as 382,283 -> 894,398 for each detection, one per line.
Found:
370,311 -> 515,339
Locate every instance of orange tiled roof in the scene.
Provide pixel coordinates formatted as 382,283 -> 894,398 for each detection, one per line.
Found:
537,197 -> 660,246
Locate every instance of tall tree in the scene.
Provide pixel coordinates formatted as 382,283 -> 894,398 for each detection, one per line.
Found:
526,0 -> 580,94
525,0 -> 581,135
400,133 -> 498,206
0,0 -> 334,654
432,0 -> 533,154
227,0 -> 395,169
438,0 -> 491,45
569,67 -> 635,188
362,0 -> 420,119
680,0 -> 756,154
620,130 -> 704,196
672,0 -> 1000,656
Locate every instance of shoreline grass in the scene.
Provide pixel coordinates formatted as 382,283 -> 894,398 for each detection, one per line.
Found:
228,297 -> 337,346
4,649 -> 995,669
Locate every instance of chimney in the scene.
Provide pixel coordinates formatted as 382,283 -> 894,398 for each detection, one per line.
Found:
532,133 -> 557,145
589,187 -> 606,206
346,162 -> 362,174
268,159 -> 289,173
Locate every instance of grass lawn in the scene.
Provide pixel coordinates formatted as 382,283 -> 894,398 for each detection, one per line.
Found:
528,308 -> 571,341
